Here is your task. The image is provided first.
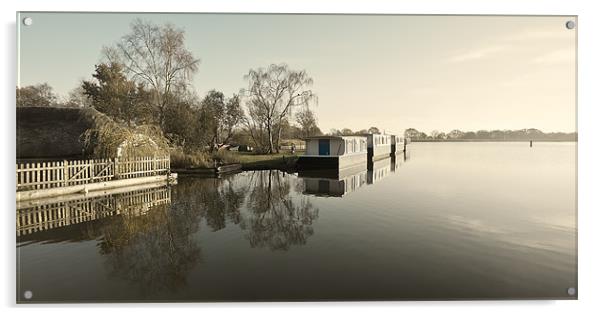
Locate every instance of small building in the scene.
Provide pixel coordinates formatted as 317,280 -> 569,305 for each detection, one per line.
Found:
390,135 -> 407,155
298,135 -> 367,170
364,133 -> 391,161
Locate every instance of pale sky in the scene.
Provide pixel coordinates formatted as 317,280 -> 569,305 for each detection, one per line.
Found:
18,13 -> 576,134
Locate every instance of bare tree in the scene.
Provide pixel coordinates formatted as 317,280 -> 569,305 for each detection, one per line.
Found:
105,19 -> 200,130
242,64 -> 315,153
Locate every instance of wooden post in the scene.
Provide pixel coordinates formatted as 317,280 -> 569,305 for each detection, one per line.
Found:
25,163 -> 30,190
89,159 -> 95,183
41,162 -> 46,189
530,140 -> 533,147
114,158 -> 119,180
63,160 -> 69,187
153,156 -> 157,176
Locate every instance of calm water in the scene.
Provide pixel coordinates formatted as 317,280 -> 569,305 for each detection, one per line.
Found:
16,142 -> 577,302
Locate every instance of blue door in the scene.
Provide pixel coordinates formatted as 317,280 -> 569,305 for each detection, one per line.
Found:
318,139 -> 330,155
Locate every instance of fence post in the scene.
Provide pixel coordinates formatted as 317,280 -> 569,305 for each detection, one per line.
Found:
153,155 -> 157,176
89,159 -> 95,182
63,160 -> 68,187
114,158 -> 119,180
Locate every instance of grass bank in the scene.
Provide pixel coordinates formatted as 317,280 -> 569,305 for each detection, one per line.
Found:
236,151 -> 304,171
170,149 -> 241,169
170,149 -> 303,171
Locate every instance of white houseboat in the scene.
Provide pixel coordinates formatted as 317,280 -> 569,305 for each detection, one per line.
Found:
390,135 -> 407,155
364,133 -> 392,161
298,135 -> 368,170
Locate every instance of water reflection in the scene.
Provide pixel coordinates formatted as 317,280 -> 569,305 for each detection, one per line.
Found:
242,170 -> 319,250
173,171 -> 320,251
16,182 -> 172,238
298,164 -> 368,197
298,154 -> 407,198
368,157 -> 393,184
17,183 -> 206,295
16,143 -> 577,301
99,202 -> 202,295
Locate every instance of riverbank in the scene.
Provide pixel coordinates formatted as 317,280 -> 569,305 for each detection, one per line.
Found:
237,151 -> 302,171
170,150 -> 303,174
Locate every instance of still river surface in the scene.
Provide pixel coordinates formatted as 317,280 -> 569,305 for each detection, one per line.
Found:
17,142 -> 577,302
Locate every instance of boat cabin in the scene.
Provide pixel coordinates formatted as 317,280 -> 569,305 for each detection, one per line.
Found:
390,135 -> 406,154
364,133 -> 392,161
298,135 -> 368,170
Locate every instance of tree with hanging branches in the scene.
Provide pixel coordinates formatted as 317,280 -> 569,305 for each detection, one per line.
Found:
242,63 -> 316,153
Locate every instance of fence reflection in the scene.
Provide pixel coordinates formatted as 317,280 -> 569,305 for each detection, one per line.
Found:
17,183 -> 171,237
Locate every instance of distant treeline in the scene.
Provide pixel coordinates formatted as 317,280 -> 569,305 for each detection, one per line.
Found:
404,128 -> 577,142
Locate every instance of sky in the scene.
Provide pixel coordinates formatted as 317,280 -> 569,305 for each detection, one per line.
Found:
18,13 -> 577,134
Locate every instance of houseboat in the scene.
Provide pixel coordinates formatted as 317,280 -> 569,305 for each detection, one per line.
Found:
299,163 -> 368,197
390,135 -> 407,155
364,133 -> 391,161
297,135 -> 368,170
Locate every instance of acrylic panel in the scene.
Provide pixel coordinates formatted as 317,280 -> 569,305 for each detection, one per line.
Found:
16,12 -> 577,303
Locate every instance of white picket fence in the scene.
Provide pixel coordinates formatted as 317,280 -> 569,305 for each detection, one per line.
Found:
16,156 -> 170,192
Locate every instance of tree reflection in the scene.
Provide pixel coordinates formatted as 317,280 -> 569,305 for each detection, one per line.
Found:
241,170 -> 319,251
98,170 -> 320,295
99,202 -> 202,295
201,178 -> 246,231
171,172 -> 319,252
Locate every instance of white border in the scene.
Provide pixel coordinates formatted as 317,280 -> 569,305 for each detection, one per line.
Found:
2,0 -> 601,315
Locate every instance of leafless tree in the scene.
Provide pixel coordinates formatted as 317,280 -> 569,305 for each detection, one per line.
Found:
242,64 -> 315,153
104,19 -> 200,130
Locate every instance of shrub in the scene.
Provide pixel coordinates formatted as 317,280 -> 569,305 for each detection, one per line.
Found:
169,150 -> 212,169
213,149 -> 240,165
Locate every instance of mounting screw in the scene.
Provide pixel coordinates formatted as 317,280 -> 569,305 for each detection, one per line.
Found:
565,20 -> 575,30
22,17 -> 33,26
567,287 -> 576,296
23,290 -> 33,299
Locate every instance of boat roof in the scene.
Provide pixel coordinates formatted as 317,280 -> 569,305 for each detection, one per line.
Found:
356,133 -> 396,137
304,135 -> 365,140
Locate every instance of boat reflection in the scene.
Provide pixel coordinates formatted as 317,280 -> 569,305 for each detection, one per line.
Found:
298,153 -> 411,198
298,163 -> 369,197
367,157 -> 392,185
389,152 -> 408,172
